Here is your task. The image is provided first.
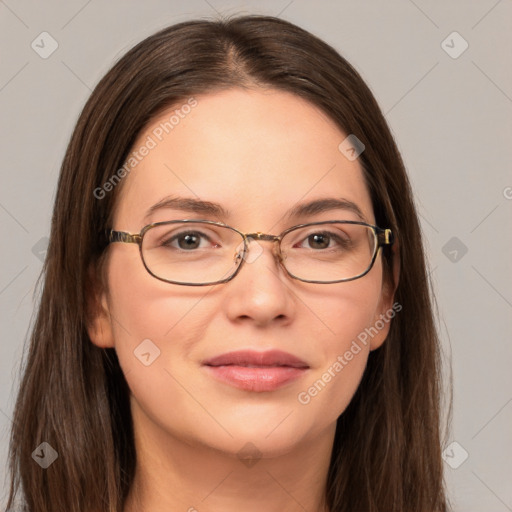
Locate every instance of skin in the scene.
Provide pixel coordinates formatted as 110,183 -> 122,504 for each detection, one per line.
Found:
88,87 -> 398,512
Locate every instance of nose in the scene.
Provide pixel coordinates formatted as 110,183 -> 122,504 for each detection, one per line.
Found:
224,236 -> 295,326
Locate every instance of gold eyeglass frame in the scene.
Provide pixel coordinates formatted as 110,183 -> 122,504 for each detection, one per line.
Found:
107,219 -> 394,286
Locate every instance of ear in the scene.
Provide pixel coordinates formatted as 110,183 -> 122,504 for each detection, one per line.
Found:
85,261 -> 115,348
370,242 -> 401,351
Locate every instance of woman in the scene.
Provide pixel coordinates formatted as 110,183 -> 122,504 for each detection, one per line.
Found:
6,14 -> 451,512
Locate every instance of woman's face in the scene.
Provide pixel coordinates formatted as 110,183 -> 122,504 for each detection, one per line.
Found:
89,87 -> 395,458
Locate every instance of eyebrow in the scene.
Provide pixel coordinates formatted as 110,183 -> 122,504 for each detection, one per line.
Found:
285,197 -> 366,222
144,196 -> 230,221
144,195 -> 367,223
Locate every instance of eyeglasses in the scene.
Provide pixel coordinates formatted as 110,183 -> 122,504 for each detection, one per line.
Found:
107,219 -> 394,286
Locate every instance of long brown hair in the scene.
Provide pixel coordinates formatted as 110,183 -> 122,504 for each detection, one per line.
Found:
5,14 -> 451,512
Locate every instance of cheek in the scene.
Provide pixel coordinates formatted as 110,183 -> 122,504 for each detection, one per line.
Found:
104,250 -> 220,440
297,269 -> 382,419
310,262 -> 382,348
105,248 -> 210,376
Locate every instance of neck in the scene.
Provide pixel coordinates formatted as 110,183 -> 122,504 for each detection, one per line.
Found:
123,400 -> 334,512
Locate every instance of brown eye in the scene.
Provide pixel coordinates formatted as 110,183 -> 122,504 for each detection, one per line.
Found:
307,233 -> 330,249
161,230 -> 215,250
175,232 -> 202,250
294,230 -> 350,251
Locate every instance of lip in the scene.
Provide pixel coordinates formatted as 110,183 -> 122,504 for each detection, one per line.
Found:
202,349 -> 310,392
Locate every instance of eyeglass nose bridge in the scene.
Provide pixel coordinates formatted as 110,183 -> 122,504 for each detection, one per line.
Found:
235,231 -> 285,266
247,231 -> 280,242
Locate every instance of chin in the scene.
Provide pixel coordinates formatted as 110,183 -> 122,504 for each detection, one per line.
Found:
199,416 -> 314,457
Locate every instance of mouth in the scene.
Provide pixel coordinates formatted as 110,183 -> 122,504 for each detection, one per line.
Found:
202,349 -> 310,392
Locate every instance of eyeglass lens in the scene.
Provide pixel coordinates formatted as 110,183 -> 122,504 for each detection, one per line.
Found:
140,221 -> 378,285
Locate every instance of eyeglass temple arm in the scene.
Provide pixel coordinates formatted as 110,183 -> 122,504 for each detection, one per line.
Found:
377,228 -> 394,246
107,230 -> 142,245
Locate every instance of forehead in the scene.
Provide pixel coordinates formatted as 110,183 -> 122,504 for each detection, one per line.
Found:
113,87 -> 374,230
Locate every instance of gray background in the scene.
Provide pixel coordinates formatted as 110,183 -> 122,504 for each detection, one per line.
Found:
1,1 -> 511,510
